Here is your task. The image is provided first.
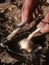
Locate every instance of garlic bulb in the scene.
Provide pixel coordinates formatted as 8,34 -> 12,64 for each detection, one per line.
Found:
19,39 -> 34,52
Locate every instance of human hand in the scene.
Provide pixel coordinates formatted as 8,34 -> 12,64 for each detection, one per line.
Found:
21,0 -> 41,22
37,12 -> 49,34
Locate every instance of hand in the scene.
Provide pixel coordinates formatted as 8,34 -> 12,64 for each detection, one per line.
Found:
21,0 -> 49,34
37,12 -> 49,33
21,0 -> 47,22
21,0 -> 41,22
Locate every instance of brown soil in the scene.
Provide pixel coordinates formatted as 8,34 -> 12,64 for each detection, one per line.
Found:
0,0 -> 49,65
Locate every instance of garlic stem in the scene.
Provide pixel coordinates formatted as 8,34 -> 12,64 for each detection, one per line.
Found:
7,21 -> 26,41
27,28 -> 41,40
7,28 -> 20,41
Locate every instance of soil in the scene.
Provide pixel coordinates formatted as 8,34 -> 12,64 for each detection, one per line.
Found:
0,0 -> 49,65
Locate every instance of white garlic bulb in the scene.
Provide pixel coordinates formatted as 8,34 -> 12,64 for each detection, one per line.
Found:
19,39 -> 34,52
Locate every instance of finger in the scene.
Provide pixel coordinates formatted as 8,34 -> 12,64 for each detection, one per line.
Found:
37,21 -> 46,28
42,12 -> 49,23
37,5 -> 43,14
34,5 -> 42,17
35,8 -> 39,15
32,12 -> 37,19
38,4 -> 41,9
40,24 -> 49,33
21,5 -> 30,22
